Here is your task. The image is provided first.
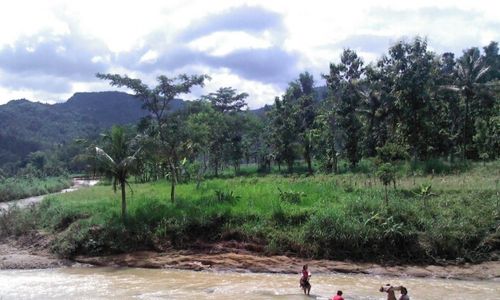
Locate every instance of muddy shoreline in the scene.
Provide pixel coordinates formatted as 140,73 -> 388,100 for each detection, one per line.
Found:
1,236 -> 498,280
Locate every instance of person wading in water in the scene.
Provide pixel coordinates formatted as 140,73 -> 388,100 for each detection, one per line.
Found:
380,284 -> 408,300
300,264 -> 312,295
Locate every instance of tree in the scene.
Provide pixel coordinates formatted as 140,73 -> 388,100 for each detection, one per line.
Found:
201,87 -> 248,113
201,87 -> 249,175
269,95 -> 298,173
97,73 -> 209,203
323,49 -> 364,168
361,62 -> 396,157
385,38 -> 437,160
296,72 -> 316,175
445,48 -> 491,159
314,99 -> 339,173
95,126 -> 139,218
376,163 -> 396,206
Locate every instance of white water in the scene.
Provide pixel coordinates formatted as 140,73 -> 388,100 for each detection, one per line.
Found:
0,267 -> 498,300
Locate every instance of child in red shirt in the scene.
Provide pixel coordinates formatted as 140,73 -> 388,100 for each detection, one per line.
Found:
332,290 -> 344,300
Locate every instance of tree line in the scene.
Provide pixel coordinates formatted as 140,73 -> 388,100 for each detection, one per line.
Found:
81,37 -> 500,216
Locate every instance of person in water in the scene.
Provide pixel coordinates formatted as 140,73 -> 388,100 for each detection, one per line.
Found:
300,264 -> 311,295
379,284 -> 407,300
331,290 -> 344,300
399,286 -> 410,300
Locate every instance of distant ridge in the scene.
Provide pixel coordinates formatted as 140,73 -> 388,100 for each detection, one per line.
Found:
0,87 -> 328,168
0,91 -> 154,167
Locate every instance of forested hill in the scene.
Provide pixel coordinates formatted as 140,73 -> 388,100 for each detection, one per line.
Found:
0,91 -> 184,168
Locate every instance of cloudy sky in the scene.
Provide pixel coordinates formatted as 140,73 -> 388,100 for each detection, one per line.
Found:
0,0 -> 499,107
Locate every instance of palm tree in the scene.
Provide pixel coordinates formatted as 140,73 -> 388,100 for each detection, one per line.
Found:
95,126 -> 140,218
444,48 -> 490,159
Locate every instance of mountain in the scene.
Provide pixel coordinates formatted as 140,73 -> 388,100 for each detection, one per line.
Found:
0,87 -> 328,170
0,91 -> 186,168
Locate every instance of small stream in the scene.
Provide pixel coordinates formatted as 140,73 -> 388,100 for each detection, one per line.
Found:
0,267 -> 498,300
0,178 -> 99,212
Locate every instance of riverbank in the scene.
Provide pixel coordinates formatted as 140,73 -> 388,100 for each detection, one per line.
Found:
1,162 -> 499,280
1,235 -> 499,280
0,235 -> 71,269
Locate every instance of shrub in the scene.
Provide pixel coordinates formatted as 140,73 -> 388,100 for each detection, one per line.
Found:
277,187 -> 305,204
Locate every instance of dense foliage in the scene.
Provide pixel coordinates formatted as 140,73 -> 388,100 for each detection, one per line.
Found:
90,38 -> 500,186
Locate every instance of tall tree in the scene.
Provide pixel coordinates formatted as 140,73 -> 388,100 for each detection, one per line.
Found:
386,38 -> 437,160
323,49 -> 364,168
444,47 -> 491,158
97,73 -> 209,202
269,95 -> 298,172
202,87 -> 249,113
296,72 -> 316,175
201,87 -> 249,175
314,97 -> 339,173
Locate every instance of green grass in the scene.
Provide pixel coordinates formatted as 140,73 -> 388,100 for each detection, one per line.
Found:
2,161 -> 499,263
0,176 -> 72,203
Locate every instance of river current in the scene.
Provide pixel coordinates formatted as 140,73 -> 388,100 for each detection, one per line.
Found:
0,267 -> 498,300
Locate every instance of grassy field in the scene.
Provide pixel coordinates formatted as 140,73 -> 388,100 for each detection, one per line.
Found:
0,176 -> 72,203
2,160 -> 499,263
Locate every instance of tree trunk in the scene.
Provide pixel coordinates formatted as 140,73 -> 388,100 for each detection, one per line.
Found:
170,164 -> 176,203
170,178 -> 176,203
333,154 -> 338,174
120,179 -> 126,219
384,185 -> 388,206
304,146 -> 313,175
214,158 -> 219,177
463,92 -> 470,160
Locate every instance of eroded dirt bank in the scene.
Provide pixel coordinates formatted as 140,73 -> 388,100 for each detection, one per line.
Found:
75,242 -> 500,281
1,236 -> 499,280
0,235 -> 72,269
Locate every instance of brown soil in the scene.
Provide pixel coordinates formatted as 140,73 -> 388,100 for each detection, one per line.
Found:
0,232 -> 72,269
74,241 -> 500,280
2,235 -> 499,280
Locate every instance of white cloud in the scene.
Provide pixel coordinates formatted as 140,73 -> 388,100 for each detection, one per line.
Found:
0,0 -> 499,106
188,31 -> 272,56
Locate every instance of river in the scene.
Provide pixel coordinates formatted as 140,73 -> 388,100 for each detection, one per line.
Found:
0,267 -> 498,300
0,178 -> 99,212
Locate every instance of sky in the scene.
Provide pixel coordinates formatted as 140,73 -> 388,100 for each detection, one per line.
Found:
0,0 -> 499,108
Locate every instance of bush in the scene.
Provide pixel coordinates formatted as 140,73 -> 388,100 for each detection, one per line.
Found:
277,188 -> 305,204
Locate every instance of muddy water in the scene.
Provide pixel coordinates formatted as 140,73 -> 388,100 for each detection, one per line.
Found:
0,267 -> 498,300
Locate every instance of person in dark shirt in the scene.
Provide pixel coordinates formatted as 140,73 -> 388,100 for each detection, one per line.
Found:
399,286 -> 410,300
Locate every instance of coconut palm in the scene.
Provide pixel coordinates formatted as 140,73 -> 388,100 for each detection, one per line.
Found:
443,48 -> 490,158
95,126 -> 140,218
